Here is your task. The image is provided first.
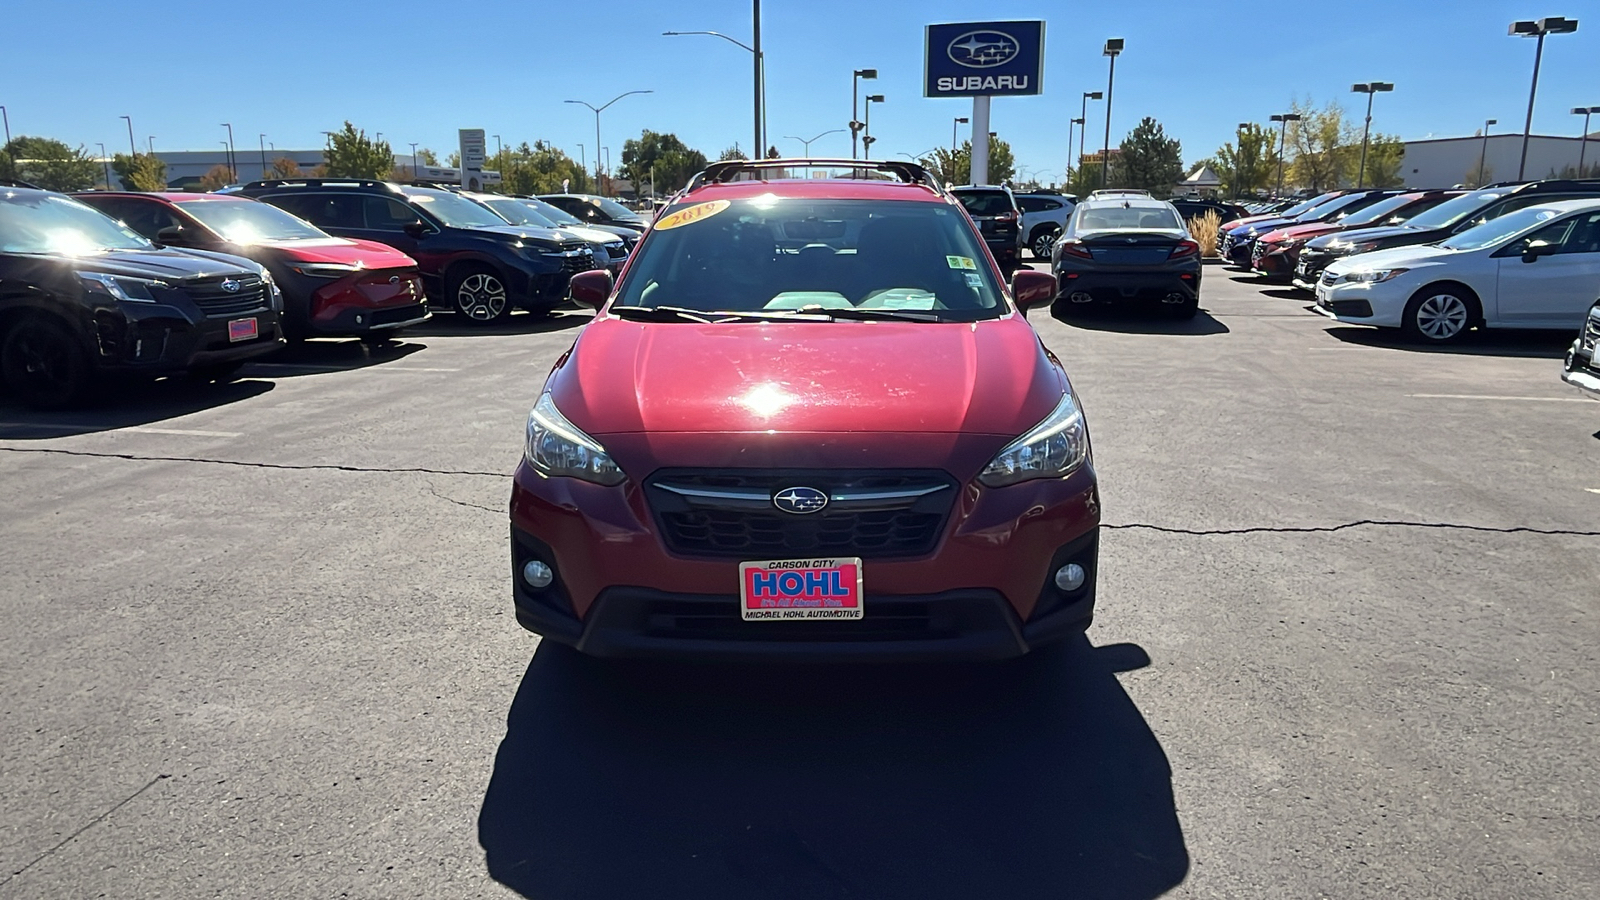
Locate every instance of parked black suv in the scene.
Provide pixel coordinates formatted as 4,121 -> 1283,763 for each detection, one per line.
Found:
0,185 -> 284,408
1295,179 -> 1600,286
536,194 -> 648,234
237,179 -> 598,321
1170,198 -> 1251,225
950,185 -> 1023,273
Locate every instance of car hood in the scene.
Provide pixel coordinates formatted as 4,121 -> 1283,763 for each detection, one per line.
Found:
1265,223 -> 1341,243
60,247 -> 261,280
253,237 -> 416,268
1229,216 -> 1292,235
1224,214 -> 1285,230
479,225 -> 569,242
1308,224 -> 1422,248
1326,245 -> 1455,273
549,315 -> 1066,437
555,225 -> 624,245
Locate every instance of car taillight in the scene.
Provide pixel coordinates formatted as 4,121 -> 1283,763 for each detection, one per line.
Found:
1058,239 -> 1093,260
1169,240 -> 1199,259
996,211 -> 1018,223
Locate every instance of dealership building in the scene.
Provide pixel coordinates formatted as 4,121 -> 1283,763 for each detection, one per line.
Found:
1401,132 -> 1599,189
98,149 -> 437,189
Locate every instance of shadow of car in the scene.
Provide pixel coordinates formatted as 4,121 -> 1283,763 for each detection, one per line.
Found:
478,635 -> 1188,900
1053,307 -> 1230,336
0,377 -> 274,439
1322,324 -> 1573,359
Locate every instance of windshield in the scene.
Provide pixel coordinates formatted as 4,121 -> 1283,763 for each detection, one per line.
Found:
403,190 -> 510,229
1400,189 -> 1511,230
483,198 -> 557,228
1277,193 -> 1338,219
525,198 -> 583,226
1338,194 -> 1420,228
1075,204 -> 1183,231
0,192 -> 153,254
613,197 -> 1006,321
954,190 -> 1015,217
1295,193 -> 1367,222
175,198 -> 327,243
1439,206 -> 1563,251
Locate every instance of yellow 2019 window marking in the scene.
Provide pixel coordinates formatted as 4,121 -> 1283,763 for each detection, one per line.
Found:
654,200 -> 732,231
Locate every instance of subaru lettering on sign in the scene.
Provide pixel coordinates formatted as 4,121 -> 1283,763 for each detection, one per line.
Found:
925,20 -> 1044,98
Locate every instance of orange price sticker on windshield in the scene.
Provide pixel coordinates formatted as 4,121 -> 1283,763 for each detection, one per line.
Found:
654,200 -> 731,231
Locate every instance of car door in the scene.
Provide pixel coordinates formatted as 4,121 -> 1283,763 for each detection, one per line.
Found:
1495,212 -> 1600,327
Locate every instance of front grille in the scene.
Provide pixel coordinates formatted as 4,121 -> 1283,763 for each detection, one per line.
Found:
1251,241 -> 1266,263
559,250 -> 598,274
645,468 -> 957,560
182,275 -> 269,318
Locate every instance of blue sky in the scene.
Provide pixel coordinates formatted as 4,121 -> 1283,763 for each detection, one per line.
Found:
5,0 -> 1596,181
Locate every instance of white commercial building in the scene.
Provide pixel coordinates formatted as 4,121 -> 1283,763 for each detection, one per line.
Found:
1400,132 -> 1599,189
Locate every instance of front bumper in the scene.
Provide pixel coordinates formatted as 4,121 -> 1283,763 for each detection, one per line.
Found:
1312,279 -> 1404,326
1253,245 -> 1301,278
89,292 -> 284,374
1563,339 -> 1600,395
301,270 -> 430,336
508,459 -> 1100,661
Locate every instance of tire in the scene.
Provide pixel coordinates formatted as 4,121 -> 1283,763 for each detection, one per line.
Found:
188,361 -> 245,383
0,316 -> 91,409
1401,284 -> 1478,344
447,265 -> 510,323
1030,227 -> 1060,260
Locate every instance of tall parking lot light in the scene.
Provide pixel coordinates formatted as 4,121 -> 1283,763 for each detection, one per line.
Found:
221,123 -> 236,182
1351,82 -> 1394,188
258,134 -> 267,180
1509,17 -> 1579,181
786,128 -> 845,156
96,142 -> 110,189
565,91 -> 653,196
663,30 -> 767,155
862,95 -> 884,159
850,68 -> 878,159
1100,40 -> 1123,188
1478,118 -> 1497,187
1270,112 -> 1301,196
1575,107 -> 1599,174
1080,92 -> 1102,181
119,115 -> 136,159
952,116 -> 968,155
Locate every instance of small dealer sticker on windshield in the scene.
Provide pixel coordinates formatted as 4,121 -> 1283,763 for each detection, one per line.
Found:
946,255 -> 977,270
654,200 -> 731,231
739,557 -> 863,620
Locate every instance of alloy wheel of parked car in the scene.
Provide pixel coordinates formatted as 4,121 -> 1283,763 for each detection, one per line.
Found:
1032,228 -> 1059,259
1,317 -> 89,409
452,269 -> 509,322
1404,289 -> 1473,343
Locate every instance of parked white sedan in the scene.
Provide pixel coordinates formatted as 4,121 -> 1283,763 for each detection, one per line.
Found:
1314,199 -> 1600,343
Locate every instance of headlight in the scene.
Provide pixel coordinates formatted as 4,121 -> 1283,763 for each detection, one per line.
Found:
1334,240 -> 1381,254
524,392 -> 625,485
978,392 -> 1090,488
78,272 -> 166,302
290,262 -> 362,278
1338,268 -> 1409,284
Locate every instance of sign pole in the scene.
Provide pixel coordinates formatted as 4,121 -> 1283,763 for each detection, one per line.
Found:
970,95 -> 991,185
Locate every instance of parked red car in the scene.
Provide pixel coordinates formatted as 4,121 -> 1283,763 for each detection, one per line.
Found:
74,192 -> 427,341
1250,190 -> 1462,280
509,159 -> 1097,661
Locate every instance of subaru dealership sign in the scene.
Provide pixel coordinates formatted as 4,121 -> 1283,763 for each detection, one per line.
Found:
924,21 -> 1044,97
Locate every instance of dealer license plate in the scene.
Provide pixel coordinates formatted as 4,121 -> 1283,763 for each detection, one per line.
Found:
1296,259 -> 1309,276
227,317 -> 258,342
739,557 -> 863,621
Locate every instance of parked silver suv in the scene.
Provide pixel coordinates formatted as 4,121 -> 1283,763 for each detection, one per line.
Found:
1015,192 -> 1077,259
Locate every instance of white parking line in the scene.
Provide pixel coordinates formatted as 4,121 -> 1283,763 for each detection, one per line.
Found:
1406,394 -> 1596,403
247,364 -> 460,374
0,424 -> 243,437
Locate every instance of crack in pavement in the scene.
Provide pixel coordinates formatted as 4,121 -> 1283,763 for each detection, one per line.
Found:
0,446 -> 504,478
0,773 -> 169,888
426,484 -> 502,515
1104,519 -> 1600,537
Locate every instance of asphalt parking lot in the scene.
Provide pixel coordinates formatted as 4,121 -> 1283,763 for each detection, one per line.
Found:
3,264 -> 1598,899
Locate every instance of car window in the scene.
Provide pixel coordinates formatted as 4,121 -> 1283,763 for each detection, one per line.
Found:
614,197 -> 1004,320
266,193 -> 363,230
1440,206 -> 1563,251
364,196 -> 419,231
953,191 -> 1014,217
0,193 -> 153,253
527,198 -> 583,226
401,189 -> 508,228
105,198 -> 184,238
175,199 -> 326,242
1558,212 -> 1600,254
1073,204 -> 1183,232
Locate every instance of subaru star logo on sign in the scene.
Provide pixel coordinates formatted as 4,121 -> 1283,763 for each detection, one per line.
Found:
773,487 -> 829,515
925,20 -> 1044,98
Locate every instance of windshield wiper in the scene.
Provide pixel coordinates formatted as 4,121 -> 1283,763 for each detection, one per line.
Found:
781,306 -> 943,323
608,305 -> 721,323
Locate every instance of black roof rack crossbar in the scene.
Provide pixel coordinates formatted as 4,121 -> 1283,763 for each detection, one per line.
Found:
238,178 -> 397,191
686,158 -> 943,193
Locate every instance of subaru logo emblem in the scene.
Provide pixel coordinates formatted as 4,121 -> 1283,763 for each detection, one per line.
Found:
220,279 -> 241,293
947,30 -> 1020,69
773,486 -> 829,515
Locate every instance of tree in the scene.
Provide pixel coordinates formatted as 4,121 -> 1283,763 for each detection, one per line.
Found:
1286,98 -> 1357,192
766,145 -> 781,159
1210,123 -> 1278,198
1461,161 -> 1495,190
621,130 -> 709,196
111,153 -> 168,191
446,151 -> 461,167
322,121 -> 393,179
269,157 -> 304,179
916,136 -> 1014,186
415,148 -> 440,166
2,136 -> 101,191
493,141 -> 592,195
198,165 -> 234,191
718,144 -> 748,161
1112,117 -> 1184,198
1357,134 -> 1405,189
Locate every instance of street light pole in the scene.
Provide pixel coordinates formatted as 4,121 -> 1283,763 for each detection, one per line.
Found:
862,95 -> 884,159
850,68 -> 877,159
147,136 -> 155,155
96,142 -> 110,189
220,123 -> 236,182
1351,81 -> 1394,188
1510,17 -> 1579,181
1270,113 -> 1301,196
952,116 -> 969,155
1101,39 -> 1123,188
1575,107 -> 1598,175
1478,119 -> 1496,186
564,91 -> 653,197
1079,91 -> 1101,184
784,128 -> 846,156
662,25 -> 766,156
119,115 -> 136,158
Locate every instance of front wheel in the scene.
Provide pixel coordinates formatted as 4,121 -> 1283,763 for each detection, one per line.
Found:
1,317 -> 91,409
1402,286 -> 1477,344
1031,228 -> 1059,259
448,266 -> 510,323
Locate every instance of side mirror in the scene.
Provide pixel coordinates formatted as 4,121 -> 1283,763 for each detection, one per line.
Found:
1522,242 -> 1556,263
1011,268 -> 1057,311
568,269 -> 614,308
156,225 -> 186,244
403,220 -> 428,238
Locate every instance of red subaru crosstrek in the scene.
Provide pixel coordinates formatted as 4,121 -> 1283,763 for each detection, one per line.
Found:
510,159 -> 1099,661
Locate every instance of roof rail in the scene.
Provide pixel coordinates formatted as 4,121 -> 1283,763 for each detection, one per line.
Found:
239,178 -> 397,191
685,158 -> 943,193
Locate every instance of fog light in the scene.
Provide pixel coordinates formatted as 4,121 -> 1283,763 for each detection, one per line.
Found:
521,560 -> 554,589
1054,563 -> 1086,592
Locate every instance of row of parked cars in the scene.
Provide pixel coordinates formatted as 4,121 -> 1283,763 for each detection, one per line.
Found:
0,176 -> 652,407
1214,178 -> 1600,344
